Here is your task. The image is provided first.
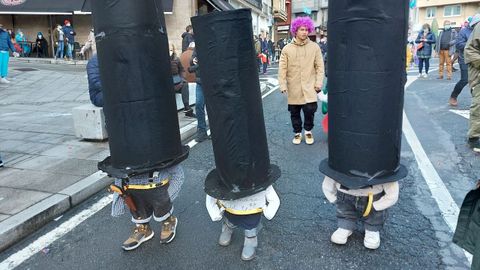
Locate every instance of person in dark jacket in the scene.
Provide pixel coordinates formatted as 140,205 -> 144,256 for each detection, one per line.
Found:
181,25 -> 194,53
435,20 -> 457,80
188,49 -> 209,142
415,23 -> 436,78
34,32 -> 48,58
450,20 -> 475,106
0,24 -> 16,84
86,54 -> 103,107
63,20 -> 76,60
260,33 -> 269,74
170,43 -> 195,118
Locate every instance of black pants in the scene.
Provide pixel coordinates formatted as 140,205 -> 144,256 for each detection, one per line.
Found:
224,212 -> 262,230
176,83 -> 191,110
451,63 -> 469,98
128,183 -> 172,223
288,102 -> 318,133
418,57 -> 430,74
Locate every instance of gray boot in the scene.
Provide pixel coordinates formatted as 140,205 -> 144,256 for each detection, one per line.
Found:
218,219 -> 235,246
241,228 -> 258,261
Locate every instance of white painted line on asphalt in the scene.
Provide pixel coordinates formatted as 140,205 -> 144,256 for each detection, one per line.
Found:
450,109 -> 470,119
0,195 -> 113,270
0,81 -> 281,269
403,76 -> 473,264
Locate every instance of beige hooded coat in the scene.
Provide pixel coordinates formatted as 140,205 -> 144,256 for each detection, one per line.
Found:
278,38 -> 324,105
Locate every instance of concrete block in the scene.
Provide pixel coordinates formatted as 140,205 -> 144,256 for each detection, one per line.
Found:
72,104 -> 108,140
175,83 -> 196,110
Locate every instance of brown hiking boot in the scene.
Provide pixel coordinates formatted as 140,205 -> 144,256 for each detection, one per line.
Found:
122,223 -> 154,251
449,97 -> 458,106
160,215 -> 178,244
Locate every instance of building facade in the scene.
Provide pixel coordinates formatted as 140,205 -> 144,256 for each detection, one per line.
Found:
291,0 -> 328,31
273,0 -> 290,40
415,0 -> 480,28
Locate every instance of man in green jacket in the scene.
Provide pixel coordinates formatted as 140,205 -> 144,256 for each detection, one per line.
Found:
464,14 -> 480,152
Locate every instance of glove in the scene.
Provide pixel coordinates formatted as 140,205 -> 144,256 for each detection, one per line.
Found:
205,195 -> 224,222
262,186 -> 280,220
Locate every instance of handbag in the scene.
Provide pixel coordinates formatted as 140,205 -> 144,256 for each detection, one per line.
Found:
172,74 -> 184,92
417,42 -> 424,50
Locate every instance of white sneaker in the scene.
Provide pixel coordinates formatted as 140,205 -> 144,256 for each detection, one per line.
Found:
330,228 -> 353,245
1,78 -> 10,84
292,133 -> 302,145
305,131 -> 314,145
417,72 -> 423,78
364,230 -> 380,250
423,73 -> 428,78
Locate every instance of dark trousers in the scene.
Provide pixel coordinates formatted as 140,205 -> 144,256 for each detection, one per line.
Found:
451,63 -> 469,99
288,102 -> 318,133
177,83 -> 190,110
336,192 -> 387,232
418,57 -> 430,74
128,184 -> 172,223
224,212 -> 262,230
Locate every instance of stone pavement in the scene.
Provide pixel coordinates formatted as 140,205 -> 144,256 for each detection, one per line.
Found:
0,61 -> 200,251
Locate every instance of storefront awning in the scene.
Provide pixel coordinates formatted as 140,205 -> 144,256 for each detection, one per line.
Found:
0,0 -> 174,15
206,0 -> 234,11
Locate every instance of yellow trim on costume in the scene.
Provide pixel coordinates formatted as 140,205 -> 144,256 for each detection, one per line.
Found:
217,202 -> 263,215
125,178 -> 169,190
363,192 -> 374,217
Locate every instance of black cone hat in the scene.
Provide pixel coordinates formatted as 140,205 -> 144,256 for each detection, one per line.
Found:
319,0 -> 409,189
92,0 -> 188,179
192,9 -> 280,200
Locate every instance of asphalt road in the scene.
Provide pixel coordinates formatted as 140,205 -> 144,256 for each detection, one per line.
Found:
0,62 -> 476,270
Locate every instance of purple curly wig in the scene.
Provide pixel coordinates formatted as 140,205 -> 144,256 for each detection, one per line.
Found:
291,16 -> 315,37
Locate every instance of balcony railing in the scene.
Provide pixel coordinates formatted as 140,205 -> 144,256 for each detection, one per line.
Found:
243,0 -> 262,9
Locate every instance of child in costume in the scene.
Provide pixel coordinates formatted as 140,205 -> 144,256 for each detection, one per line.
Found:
206,185 -> 280,261
110,165 -> 184,251
322,176 -> 399,249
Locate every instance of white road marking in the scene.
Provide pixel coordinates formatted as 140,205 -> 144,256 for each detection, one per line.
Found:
403,76 -> 473,264
450,109 -> 470,119
0,82 -> 280,269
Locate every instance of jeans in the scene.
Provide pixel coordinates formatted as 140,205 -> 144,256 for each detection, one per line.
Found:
451,63 -> 469,98
418,57 -> 430,74
336,192 -> 387,232
224,212 -> 261,230
66,43 -> 74,59
195,83 -> 207,132
288,102 -> 318,133
0,51 -> 9,78
128,183 -> 173,223
179,83 -> 190,110
56,41 -> 64,59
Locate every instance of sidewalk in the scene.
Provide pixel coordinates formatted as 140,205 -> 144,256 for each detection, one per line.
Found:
10,57 -> 88,66
0,61 -> 270,252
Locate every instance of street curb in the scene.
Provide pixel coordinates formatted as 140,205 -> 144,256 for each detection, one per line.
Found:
0,82 -> 271,253
11,57 -> 88,66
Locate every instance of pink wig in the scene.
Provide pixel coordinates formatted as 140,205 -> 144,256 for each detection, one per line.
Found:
290,16 -> 315,37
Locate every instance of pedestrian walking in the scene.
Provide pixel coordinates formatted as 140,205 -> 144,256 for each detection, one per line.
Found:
54,24 -> 65,59
170,43 -> 195,118
260,33 -> 269,74
62,20 -> 76,60
181,25 -> 194,53
15,30 -> 29,57
449,16 -> 476,106
268,36 -> 275,64
436,20 -> 457,80
188,49 -> 210,142
86,54 -> 103,107
34,32 -> 48,58
415,23 -> 436,78
0,24 -> 17,84
278,16 -> 324,145
180,41 -> 196,84
254,34 -> 261,72
464,14 -> 480,153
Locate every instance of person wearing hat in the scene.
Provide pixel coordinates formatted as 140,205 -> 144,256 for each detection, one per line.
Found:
62,20 -> 76,60
279,16 -> 325,145
191,8 -> 280,261
464,13 -> 480,153
0,24 -> 17,84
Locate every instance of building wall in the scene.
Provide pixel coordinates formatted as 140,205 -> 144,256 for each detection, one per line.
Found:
165,0 -> 196,55
417,0 -> 480,8
417,2 -> 480,27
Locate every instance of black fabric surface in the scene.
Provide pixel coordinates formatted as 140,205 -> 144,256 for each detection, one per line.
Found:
191,9 -> 278,199
92,0 -> 187,178
320,0 -> 409,188
0,0 -> 84,13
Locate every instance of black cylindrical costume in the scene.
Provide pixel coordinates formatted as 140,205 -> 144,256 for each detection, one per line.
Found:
192,9 -> 280,200
91,0 -> 188,178
319,0 -> 409,189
